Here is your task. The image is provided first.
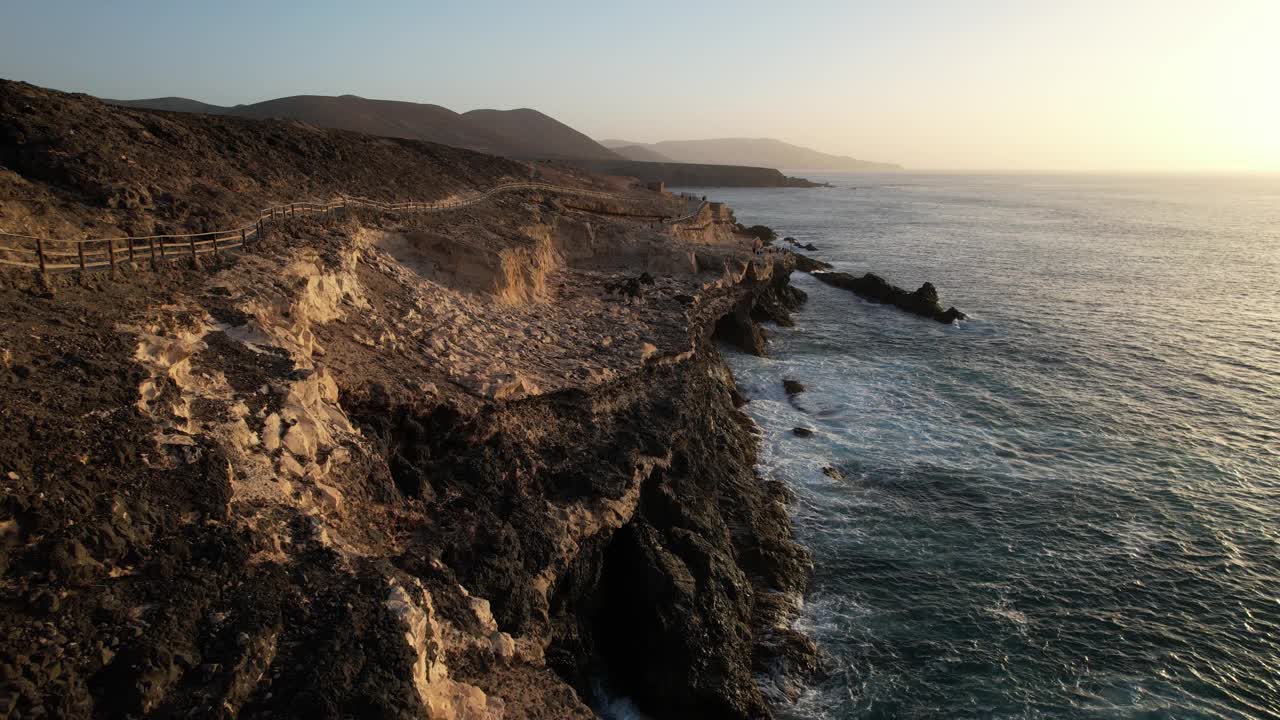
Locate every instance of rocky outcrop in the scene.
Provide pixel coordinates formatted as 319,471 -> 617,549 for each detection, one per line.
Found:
813,271 -> 966,324
792,254 -> 832,273
712,258 -> 806,355
740,224 -> 778,244
0,86 -> 817,718
1,234 -> 816,720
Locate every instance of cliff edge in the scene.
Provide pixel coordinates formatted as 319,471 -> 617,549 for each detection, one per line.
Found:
0,81 -> 814,719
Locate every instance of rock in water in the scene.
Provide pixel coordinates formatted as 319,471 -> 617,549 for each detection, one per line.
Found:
792,427 -> 815,437
783,379 -> 805,395
792,254 -> 833,273
812,271 -> 967,324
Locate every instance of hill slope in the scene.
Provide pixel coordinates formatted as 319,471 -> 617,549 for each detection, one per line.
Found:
104,93 -> 624,161
4,82 -> 529,239
605,137 -> 900,171
611,144 -> 675,163
227,94 -> 510,156
107,96 -> 233,115
462,108 -> 620,160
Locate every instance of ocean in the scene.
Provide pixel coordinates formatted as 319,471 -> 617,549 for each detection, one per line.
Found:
697,173 -> 1280,719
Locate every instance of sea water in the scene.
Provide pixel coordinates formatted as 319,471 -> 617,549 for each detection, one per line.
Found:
698,173 -> 1280,719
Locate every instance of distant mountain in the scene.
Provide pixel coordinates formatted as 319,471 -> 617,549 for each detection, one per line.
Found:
602,137 -> 900,171
461,108 -> 618,161
227,95 -> 511,156
108,96 -> 232,115
610,144 -> 674,163
104,94 -> 623,162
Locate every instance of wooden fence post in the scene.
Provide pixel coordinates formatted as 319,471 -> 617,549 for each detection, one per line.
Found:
127,237 -> 135,262
77,242 -> 85,271
107,239 -> 116,270
158,237 -> 165,261
240,228 -> 246,248
189,236 -> 197,262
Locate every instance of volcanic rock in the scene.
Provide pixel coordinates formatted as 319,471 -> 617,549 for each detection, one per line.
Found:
792,254 -> 833,273
813,271 -> 967,323
0,80 -> 816,720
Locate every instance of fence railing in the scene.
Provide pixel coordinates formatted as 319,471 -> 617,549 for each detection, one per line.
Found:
669,200 -> 710,226
0,181 -> 676,274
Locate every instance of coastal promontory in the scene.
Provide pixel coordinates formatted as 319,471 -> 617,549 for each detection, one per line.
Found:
0,81 -> 814,719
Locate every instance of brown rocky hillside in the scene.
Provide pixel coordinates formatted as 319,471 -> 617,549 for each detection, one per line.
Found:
107,93 -> 625,163
1,80 -> 816,719
1,81 -> 630,241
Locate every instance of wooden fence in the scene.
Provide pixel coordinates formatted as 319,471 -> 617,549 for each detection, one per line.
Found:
0,181 -> 678,274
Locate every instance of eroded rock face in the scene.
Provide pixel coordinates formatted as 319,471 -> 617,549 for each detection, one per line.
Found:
713,258 -> 807,355
813,271 -> 967,323
0,81 -> 817,718
589,357 -> 813,719
715,299 -> 769,356
351,349 -> 814,716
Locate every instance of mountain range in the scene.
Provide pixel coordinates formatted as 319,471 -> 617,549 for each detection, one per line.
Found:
601,137 -> 900,171
106,94 -> 899,173
106,94 -> 622,162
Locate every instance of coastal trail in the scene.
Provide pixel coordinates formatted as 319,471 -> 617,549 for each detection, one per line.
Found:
0,180 -> 709,274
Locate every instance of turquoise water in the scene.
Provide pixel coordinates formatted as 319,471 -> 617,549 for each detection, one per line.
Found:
701,174 -> 1280,719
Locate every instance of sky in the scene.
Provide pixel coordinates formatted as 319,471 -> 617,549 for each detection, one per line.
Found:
2,0 -> 1278,172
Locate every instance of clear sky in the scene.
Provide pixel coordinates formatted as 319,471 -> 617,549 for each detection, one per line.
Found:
3,0 -> 1278,172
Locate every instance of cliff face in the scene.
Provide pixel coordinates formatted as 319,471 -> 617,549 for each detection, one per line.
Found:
0,82 -> 813,720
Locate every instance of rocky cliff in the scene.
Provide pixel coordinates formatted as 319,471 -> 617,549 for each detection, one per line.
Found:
0,82 -> 813,719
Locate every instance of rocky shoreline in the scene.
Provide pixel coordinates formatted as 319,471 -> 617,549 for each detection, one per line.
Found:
0,244 -> 817,720
0,81 -> 818,719
0,80 -> 972,719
